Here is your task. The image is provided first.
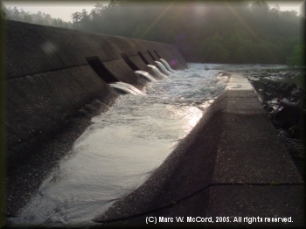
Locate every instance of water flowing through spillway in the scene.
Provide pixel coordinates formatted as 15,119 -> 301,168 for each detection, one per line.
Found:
109,82 -> 145,95
12,63 -> 286,225
160,58 -> 174,72
154,61 -> 171,75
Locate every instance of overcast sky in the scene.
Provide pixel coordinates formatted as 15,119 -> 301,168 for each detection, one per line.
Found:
2,1 -> 305,22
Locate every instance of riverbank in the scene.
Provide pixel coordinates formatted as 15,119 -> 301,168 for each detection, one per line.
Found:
241,67 -> 305,179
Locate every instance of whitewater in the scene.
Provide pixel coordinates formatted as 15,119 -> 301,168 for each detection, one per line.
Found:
11,62 -> 286,225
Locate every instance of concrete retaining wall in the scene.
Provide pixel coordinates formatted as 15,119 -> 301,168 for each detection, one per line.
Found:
5,20 -> 187,164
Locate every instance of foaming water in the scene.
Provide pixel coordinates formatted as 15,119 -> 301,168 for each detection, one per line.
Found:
109,82 -> 145,95
160,58 -> 174,72
147,64 -> 167,79
135,70 -> 157,82
189,63 -> 286,71
154,61 -> 171,75
13,63 -> 286,225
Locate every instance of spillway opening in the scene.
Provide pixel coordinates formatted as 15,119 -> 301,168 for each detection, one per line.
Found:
120,53 -> 139,71
137,52 -> 149,65
148,50 -> 156,61
86,56 -> 118,83
154,50 -> 161,59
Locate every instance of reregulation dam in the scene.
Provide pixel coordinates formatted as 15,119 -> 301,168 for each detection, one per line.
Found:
3,20 -> 305,228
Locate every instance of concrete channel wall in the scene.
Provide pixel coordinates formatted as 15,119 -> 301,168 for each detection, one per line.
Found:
5,20 -> 187,165
94,74 -> 304,227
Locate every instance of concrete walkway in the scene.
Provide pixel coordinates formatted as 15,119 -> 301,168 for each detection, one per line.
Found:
93,73 -> 304,227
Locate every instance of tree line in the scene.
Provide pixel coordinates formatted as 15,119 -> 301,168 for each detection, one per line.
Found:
2,6 -> 72,28
3,1 -> 305,66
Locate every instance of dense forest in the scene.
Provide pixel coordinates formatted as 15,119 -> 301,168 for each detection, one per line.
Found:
3,0 -> 305,65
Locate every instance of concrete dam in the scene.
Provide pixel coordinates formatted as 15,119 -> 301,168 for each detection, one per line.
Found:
6,20 -> 186,165
5,20 -> 304,227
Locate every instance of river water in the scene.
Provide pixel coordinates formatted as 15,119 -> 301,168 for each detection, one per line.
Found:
12,62 -> 286,226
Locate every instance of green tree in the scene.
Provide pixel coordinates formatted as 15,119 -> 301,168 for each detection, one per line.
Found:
286,44 -> 305,67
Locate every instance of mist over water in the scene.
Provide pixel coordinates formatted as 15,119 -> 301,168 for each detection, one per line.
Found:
12,63 -> 286,225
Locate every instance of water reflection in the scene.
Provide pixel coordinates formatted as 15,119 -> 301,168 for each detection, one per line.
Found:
16,97 -> 204,224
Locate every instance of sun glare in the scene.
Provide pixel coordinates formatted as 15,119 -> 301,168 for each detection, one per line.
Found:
193,3 -> 209,17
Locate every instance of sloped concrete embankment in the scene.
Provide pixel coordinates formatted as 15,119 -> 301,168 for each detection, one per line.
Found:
94,73 -> 305,227
6,20 -> 187,167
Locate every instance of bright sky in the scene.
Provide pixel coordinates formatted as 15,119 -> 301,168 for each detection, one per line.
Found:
2,1 -> 105,22
2,1 -> 305,22
267,1 -> 304,15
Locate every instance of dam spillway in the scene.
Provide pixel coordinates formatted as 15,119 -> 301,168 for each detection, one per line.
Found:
5,19 -> 185,221
4,20 -> 304,227
6,20 -> 187,165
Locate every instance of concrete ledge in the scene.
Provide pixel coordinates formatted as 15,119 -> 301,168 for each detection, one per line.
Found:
94,73 -> 304,227
108,186 -> 304,228
6,20 -> 187,79
6,20 -> 65,79
6,66 -> 118,164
